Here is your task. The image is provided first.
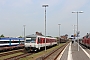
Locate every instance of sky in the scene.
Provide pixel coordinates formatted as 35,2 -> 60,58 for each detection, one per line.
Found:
0,0 -> 90,38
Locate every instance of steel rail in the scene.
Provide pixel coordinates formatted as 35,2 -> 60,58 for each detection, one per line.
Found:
4,53 -> 33,60
0,49 -> 24,57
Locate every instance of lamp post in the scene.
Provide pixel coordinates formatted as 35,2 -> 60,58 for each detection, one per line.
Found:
23,25 -> 26,41
72,11 -> 83,51
74,25 -> 75,36
58,24 -> 61,44
42,4 -> 48,51
73,25 -> 76,43
72,25 -> 76,38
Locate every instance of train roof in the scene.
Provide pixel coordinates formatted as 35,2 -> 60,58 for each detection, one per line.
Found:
26,34 -> 50,38
26,34 -> 38,38
0,37 -> 24,40
26,34 -> 56,39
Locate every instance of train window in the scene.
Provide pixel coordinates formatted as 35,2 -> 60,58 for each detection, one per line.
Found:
0,41 -> 4,43
11,41 -> 18,43
88,34 -> 90,38
83,37 -> 84,39
26,40 -> 31,43
26,37 -> 36,43
0,41 -> 9,43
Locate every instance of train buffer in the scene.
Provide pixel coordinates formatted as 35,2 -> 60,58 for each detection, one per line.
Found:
57,42 -> 90,60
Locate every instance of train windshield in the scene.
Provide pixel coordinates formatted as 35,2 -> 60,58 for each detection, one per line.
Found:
26,37 -> 36,43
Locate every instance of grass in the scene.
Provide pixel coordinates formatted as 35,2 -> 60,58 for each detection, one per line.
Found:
20,43 -> 65,60
0,52 -> 23,60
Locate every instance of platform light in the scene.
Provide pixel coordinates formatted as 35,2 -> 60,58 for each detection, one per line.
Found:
72,11 -> 83,51
42,4 -> 48,51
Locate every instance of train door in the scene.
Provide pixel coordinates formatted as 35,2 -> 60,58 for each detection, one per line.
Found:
37,37 -> 42,50
40,38 -> 45,47
89,38 -> 90,47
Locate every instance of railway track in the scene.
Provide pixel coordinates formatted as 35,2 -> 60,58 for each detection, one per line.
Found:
36,43 -> 68,60
0,43 -> 69,60
4,53 -> 33,60
0,48 -> 34,60
0,49 -> 24,57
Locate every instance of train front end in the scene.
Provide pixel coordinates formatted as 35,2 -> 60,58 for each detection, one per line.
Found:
24,35 -> 38,52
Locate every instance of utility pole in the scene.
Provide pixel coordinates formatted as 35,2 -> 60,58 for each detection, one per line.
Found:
58,24 -> 61,44
23,25 -> 26,42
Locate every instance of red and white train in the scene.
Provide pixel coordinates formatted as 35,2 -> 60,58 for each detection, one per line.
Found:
24,34 -> 57,52
80,33 -> 90,48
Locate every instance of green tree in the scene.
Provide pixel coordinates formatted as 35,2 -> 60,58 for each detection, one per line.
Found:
18,36 -> 22,38
46,36 -> 52,37
54,37 -> 58,39
0,34 -> 4,37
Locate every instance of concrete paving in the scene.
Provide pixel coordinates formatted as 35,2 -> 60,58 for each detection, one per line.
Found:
57,42 -> 90,60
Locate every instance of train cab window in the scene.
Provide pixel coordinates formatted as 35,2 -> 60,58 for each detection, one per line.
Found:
26,40 -> 31,43
26,37 -> 36,43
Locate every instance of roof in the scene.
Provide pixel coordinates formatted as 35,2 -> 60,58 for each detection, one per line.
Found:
26,34 -> 38,38
26,34 -> 56,39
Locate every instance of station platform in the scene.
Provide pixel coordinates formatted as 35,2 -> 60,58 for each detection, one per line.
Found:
57,42 -> 90,60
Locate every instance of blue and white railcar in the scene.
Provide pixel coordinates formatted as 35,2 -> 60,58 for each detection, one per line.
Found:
0,38 -> 24,47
